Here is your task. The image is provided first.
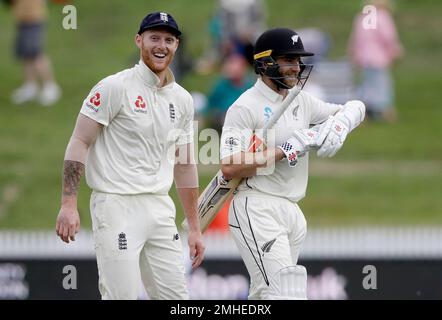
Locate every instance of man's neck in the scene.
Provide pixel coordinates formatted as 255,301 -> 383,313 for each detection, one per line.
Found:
156,71 -> 167,87
140,59 -> 169,87
262,77 -> 288,97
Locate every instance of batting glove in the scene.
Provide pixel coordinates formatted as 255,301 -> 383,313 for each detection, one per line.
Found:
316,114 -> 349,158
317,100 -> 365,158
278,128 -> 323,167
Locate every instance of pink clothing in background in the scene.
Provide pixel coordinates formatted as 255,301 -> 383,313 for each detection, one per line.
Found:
348,7 -> 403,68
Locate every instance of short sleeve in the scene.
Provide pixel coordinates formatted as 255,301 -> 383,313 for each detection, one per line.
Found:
220,104 -> 254,159
80,76 -> 123,126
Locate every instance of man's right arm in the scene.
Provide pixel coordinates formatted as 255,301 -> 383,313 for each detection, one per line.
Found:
221,149 -> 285,180
219,104 -> 283,180
220,125 -> 328,179
56,114 -> 103,243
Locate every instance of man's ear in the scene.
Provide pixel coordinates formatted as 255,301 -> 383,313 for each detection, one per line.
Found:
135,34 -> 142,49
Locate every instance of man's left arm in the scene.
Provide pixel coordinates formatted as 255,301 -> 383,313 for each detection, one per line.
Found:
174,143 -> 205,269
316,100 -> 366,158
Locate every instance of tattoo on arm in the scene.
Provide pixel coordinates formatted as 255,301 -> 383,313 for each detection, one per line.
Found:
63,160 -> 85,197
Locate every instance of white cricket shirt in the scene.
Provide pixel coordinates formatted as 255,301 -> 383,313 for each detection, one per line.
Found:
220,78 -> 341,202
80,60 -> 194,194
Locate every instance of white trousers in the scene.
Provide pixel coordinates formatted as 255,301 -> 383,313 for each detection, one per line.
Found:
90,191 -> 188,300
229,191 -> 307,299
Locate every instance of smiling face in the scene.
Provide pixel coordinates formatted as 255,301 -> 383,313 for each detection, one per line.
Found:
135,28 -> 179,78
274,55 -> 301,88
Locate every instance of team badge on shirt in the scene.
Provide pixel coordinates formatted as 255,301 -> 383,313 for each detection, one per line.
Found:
86,92 -> 101,112
134,95 -> 147,114
261,238 -> 277,255
118,232 -> 127,250
169,103 -> 176,123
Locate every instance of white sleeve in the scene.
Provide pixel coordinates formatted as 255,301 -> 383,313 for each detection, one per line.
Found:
220,104 -> 255,160
336,100 -> 366,132
80,76 -> 123,126
300,91 -> 343,125
176,93 -> 195,145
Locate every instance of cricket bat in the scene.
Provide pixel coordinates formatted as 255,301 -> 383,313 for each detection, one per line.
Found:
182,86 -> 302,232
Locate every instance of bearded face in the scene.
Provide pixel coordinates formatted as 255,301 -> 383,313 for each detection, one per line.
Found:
136,29 -> 179,75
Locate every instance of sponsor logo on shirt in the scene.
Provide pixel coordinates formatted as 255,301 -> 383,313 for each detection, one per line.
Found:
264,106 -> 273,123
86,92 -> 101,112
225,137 -> 239,152
134,95 -> 147,114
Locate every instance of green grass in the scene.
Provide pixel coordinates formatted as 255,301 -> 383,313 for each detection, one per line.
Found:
303,174 -> 442,226
0,0 -> 441,229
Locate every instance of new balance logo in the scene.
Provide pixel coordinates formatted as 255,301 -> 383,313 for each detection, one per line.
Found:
118,232 -> 127,250
261,238 -> 276,254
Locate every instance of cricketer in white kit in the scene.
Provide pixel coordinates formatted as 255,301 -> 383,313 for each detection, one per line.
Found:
220,28 -> 365,300
55,12 -> 205,300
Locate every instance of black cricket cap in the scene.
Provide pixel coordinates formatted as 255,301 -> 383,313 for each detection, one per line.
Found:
137,12 -> 181,37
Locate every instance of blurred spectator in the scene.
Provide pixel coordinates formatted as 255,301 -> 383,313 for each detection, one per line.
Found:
203,54 -> 254,133
296,28 -> 332,100
196,0 -> 267,74
348,0 -> 404,122
10,0 -> 61,106
194,12 -> 223,75
297,27 -> 332,65
169,35 -> 194,82
218,0 -> 266,65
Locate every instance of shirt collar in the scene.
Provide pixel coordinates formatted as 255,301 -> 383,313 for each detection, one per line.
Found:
254,77 -> 284,103
135,59 -> 176,88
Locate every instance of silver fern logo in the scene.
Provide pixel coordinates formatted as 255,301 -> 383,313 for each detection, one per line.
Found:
261,238 -> 276,254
